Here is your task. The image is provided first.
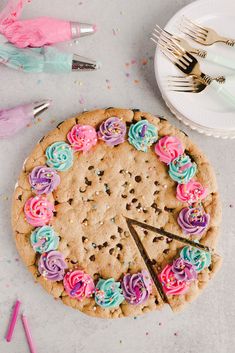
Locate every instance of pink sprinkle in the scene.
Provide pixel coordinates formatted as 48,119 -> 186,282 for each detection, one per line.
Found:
179,163 -> 192,172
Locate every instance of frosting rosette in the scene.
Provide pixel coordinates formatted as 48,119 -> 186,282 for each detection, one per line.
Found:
95,278 -> 124,308
24,196 -> 54,227
30,226 -> 59,254
128,120 -> 158,152
180,246 -> 211,272
159,264 -> 189,295
38,251 -> 67,281
98,117 -> 126,146
46,142 -> 73,171
63,270 -> 95,300
172,258 -> 197,281
155,136 -> 184,164
169,154 -> 197,184
178,207 -> 210,235
29,166 -> 60,195
122,270 -> 152,305
67,124 -> 97,152
176,180 -> 207,203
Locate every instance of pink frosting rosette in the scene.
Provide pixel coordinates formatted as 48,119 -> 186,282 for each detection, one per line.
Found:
67,124 -> 97,152
176,180 -> 207,203
159,264 -> 189,295
63,270 -> 95,300
155,136 -> 184,164
24,196 -> 54,227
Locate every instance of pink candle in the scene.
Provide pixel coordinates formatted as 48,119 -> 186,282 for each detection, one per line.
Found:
5,299 -> 21,342
21,314 -> 37,353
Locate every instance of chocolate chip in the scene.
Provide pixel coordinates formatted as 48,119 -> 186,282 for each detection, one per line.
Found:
122,194 -> 127,199
154,181 -> 160,186
151,203 -> 162,213
135,176 -> 142,183
126,204 -> 131,210
103,241 -> 108,247
155,299 -> 159,305
97,170 -> 104,176
79,187 -> 87,193
54,200 -> 59,205
89,255 -> 95,261
82,236 -> 87,243
144,230 -> 148,236
117,227 -> 123,233
163,249 -> 169,254
110,235 -> 116,240
129,188 -> 135,194
132,198 -> 138,203
153,236 -> 164,242
166,238 -> 173,244
117,243 -> 123,250
85,177 -> 92,186
109,248 -> 114,255
164,207 -> 174,213
17,195 -> 22,201
71,260 -> 78,264
88,166 -> 94,170
68,199 -> 73,205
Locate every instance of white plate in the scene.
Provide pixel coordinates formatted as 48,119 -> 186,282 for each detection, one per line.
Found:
155,0 -> 235,139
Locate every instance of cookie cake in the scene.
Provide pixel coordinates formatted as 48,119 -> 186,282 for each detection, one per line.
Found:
12,108 -> 222,318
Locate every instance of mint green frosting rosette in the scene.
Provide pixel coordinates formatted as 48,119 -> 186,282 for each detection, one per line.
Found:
31,226 -> 59,254
46,142 -> 73,171
95,278 -> 124,308
128,120 -> 158,152
169,154 -> 197,184
180,246 -> 211,272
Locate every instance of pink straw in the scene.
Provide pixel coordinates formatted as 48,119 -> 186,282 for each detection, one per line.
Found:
21,314 -> 37,353
5,299 -> 21,342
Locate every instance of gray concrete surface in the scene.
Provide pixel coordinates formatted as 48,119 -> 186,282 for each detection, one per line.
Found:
0,1 -> 234,352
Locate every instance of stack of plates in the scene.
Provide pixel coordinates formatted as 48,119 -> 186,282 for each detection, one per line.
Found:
154,0 -> 235,139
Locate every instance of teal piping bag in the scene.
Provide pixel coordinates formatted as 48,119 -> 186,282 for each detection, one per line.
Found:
0,43 -> 99,72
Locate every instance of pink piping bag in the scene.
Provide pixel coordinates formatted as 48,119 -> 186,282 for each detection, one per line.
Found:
0,100 -> 51,138
0,1 -> 97,48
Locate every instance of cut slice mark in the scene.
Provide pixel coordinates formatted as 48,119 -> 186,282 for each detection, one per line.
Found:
126,218 -> 169,305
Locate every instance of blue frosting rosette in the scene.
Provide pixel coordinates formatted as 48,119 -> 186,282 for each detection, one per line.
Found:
31,226 -> 59,254
128,120 -> 158,152
46,141 -> 73,171
95,278 -> 124,308
180,246 -> 211,272
169,154 -> 197,184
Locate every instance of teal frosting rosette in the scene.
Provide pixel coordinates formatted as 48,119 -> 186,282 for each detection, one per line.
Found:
46,142 -> 73,171
31,226 -> 59,254
169,154 -> 197,184
180,246 -> 211,272
95,278 -> 124,308
128,120 -> 158,152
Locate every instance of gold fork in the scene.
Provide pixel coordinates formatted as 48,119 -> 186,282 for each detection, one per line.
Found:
168,75 -> 208,93
152,30 -> 225,84
167,75 -> 235,107
180,17 -> 235,47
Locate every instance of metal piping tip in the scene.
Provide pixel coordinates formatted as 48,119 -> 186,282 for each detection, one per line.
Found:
33,99 -> 52,117
72,54 -> 100,71
70,22 -> 97,39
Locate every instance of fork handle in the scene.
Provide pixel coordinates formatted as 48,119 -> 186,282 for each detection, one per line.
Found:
206,51 -> 235,70
210,80 -> 235,108
219,37 -> 235,47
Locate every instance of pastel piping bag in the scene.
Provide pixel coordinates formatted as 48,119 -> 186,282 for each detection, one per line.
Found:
2,17 -> 97,48
0,43 -> 99,72
0,1 -> 96,48
0,100 -> 51,138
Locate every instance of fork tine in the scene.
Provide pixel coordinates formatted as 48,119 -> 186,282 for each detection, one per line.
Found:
183,17 -> 208,33
181,23 -> 207,40
180,28 -> 200,42
154,25 -> 180,42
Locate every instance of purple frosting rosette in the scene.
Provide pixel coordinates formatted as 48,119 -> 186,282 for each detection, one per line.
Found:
98,117 -> 126,146
172,258 -> 197,282
38,250 -> 67,281
122,270 -> 152,305
178,207 -> 210,235
29,166 -> 60,195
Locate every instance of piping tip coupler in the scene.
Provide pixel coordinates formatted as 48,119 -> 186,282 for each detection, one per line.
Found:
70,22 -> 97,39
72,54 -> 100,71
33,99 -> 52,117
